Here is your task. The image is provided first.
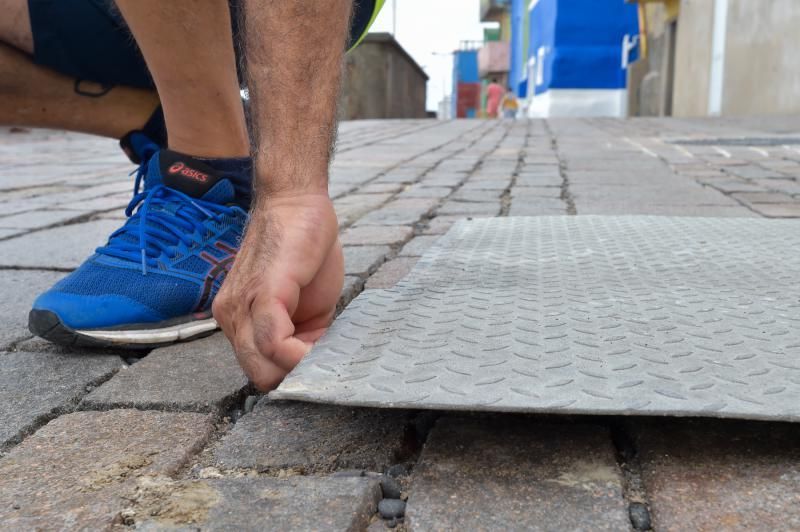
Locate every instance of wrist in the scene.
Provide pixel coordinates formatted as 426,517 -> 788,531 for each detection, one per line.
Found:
254,157 -> 330,199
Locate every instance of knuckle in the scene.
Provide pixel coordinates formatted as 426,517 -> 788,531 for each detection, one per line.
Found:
212,296 -> 230,318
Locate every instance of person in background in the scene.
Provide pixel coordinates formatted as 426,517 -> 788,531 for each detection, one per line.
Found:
485,78 -> 504,119
501,87 -> 519,119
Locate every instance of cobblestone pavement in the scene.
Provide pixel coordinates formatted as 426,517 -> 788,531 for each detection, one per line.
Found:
1,117 -> 800,530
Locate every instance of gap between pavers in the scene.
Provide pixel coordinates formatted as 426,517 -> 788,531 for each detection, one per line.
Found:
0,218 -> 122,269
0,350 -> 124,449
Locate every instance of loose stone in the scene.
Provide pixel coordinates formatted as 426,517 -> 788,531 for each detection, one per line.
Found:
629,502 -> 652,530
379,476 -> 402,499
378,499 -> 406,519
243,395 -> 258,414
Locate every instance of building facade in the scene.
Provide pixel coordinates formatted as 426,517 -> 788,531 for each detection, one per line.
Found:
515,0 -> 640,117
340,33 -> 429,120
629,0 -> 800,117
451,42 -> 483,118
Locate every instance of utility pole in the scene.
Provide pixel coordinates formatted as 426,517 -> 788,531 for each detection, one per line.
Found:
392,0 -> 397,36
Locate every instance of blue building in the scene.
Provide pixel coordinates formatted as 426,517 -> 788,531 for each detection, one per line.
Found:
510,0 -> 640,117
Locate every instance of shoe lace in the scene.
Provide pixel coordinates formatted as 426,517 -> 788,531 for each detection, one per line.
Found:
96,157 -> 237,275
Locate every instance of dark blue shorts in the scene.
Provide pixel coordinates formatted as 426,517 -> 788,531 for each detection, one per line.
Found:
28,0 -> 377,90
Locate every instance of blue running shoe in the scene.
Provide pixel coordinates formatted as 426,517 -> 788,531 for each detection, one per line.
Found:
29,146 -> 249,348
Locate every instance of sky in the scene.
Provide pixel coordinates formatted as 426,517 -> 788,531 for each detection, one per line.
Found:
368,0 -> 490,111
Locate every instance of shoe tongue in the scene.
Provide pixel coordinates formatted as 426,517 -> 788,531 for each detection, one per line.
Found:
153,149 -> 222,198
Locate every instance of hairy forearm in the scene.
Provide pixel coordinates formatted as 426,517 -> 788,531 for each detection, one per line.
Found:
243,0 -> 352,197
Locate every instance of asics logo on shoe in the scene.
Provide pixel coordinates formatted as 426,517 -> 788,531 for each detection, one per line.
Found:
168,162 -> 209,183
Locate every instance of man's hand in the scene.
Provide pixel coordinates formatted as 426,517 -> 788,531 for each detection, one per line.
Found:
213,194 -> 343,391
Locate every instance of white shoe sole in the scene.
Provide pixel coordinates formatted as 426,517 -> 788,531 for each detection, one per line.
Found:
77,317 -> 219,345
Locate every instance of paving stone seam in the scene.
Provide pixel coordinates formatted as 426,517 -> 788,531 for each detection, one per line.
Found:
0,361 -> 123,455
337,275 -> 365,312
425,121 -> 515,220
330,120 -> 489,203
335,121 -> 432,149
4,334 -> 35,352
637,137 -> 769,218
0,265 -> 73,273
361,121 -> 510,277
696,181 -> 765,216
0,180 -> 87,196
544,119 -> 577,215
78,393 -> 248,416
0,187 -> 127,212
338,122 -> 506,302
336,120 -> 446,155
498,120 -> 533,216
0,206 -> 123,245
608,422 -> 655,531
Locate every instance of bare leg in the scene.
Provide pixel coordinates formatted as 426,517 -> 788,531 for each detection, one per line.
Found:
244,1 -> 352,195
214,0 -> 352,390
0,0 -> 33,53
114,0 -> 248,158
0,0 -> 159,138
0,43 -> 159,138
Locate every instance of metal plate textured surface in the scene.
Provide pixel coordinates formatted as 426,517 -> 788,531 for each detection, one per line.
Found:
273,217 -> 800,421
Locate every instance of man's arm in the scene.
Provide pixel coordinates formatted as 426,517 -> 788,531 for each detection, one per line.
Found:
212,0 -> 352,390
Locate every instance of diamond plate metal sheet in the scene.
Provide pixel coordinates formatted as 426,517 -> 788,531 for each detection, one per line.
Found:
273,217 -> 800,421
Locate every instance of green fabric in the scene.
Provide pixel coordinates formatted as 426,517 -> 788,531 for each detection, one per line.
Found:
348,0 -> 386,51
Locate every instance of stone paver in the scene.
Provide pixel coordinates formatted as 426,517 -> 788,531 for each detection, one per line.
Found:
356,198 -> 440,226
398,235 -> 442,257
0,218 -> 121,268
127,476 -> 380,531
421,215 -> 467,234
507,203 -> 566,216
732,191 -> 798,204
0,269 -> 64,349
436,200 -> 501,216
637,420 -> 800,531
83,333 -> 247,413
0,228 -> 23,239
749,202 -> 800,217
0,209 -> 85,229
397,185 -> 453,199
214,399 -> 411,473
451,189 -> 504,202
364,256 -> 419,289
334,193 -> 393,227
406,417 -> 629,531
0,351 -> 123,448
0,410 -> 212,530
340,224 -> 414,246
343,244 -> 391,276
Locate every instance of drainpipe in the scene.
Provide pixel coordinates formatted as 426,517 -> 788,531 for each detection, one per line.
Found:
708,0 -> 729,115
